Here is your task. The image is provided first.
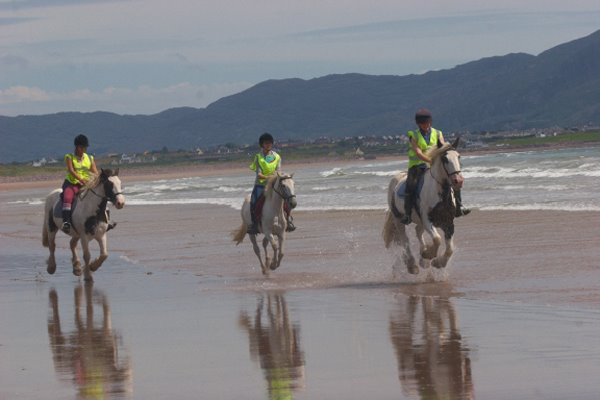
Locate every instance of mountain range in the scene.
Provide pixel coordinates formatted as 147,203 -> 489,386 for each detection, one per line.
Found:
2,29 -> 600,163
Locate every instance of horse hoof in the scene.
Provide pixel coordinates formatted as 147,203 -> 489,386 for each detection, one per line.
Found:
73,266 -> 82,276
407,265 -> 419,275
432,258 -> 445,269
47,263 -> 56,275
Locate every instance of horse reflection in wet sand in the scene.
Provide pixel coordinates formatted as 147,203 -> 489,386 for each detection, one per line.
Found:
238,293 -> 305,399
47,285 -> 132,398
383,140 -> 464,275
389,295 -> 473,399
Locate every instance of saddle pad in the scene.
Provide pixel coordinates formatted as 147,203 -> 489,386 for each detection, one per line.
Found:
53,193 -> 78,218
395,174 -> 425,199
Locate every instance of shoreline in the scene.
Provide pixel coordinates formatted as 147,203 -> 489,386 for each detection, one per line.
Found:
1,141 -> 595,188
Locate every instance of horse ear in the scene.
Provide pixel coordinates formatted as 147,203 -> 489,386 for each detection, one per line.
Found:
290,173 -> 294,179
451,136 -> 461,149
437,141 -> 443,149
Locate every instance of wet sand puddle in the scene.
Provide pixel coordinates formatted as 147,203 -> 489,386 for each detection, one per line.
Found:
2,251 -> 600,400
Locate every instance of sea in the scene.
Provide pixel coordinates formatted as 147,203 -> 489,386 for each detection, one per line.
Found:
119,146 -> 600,212
10,147 -> 599,211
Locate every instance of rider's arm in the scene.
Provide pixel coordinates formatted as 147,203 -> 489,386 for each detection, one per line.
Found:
90,157 -> 98,175
410,138 -> 432,164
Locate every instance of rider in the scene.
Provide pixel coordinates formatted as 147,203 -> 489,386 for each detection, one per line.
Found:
61,134 -> 98,233
400,109 -> 470,225
248,132 -> 296,234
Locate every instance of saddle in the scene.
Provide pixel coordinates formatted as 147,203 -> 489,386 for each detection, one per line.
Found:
395,173 -> 425,199
53,195 -> 78,218
254,194 -> 291,224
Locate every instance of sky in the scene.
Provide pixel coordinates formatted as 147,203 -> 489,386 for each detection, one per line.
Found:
0,0 -> 599,116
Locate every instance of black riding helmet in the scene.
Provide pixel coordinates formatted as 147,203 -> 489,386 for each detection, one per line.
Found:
259,132 -> 274,146
74,134 -> 89,147
415,108 -> 432,124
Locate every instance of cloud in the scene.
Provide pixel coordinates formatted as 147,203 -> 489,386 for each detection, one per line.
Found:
0,81 -> 253,115
0,85 -> 49,102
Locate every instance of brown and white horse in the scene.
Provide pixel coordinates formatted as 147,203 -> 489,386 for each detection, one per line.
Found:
383,139 -> 464,274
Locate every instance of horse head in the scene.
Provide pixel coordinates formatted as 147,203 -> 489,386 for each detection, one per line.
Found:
429,140 -> 464,190
100,168 -> 126,209
274,172 -> 297,210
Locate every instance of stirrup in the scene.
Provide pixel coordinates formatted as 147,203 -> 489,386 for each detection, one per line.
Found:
286,220 -> 296,232
456,207 -> 471,217
61,222 -> 71,234
107,222 -> 117,232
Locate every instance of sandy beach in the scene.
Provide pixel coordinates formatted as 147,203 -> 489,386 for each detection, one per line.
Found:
1,172 -> 600,399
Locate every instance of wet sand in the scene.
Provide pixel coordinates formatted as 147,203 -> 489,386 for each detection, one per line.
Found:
1,182 -> 600,399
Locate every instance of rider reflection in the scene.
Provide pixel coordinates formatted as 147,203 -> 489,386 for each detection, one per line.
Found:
47,285 -> 132,398
238,293 -> 305,400
389,295 -> 474,400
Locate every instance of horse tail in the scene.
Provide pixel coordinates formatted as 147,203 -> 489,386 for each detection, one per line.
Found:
42,194 -> 53,247
42,211 -> 49,247
231,222 -> 247,245
382,210 -> 397,248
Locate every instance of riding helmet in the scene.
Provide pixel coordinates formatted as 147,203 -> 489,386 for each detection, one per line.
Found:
74,134 -> 89,147
259,132 -> 274,146
415,108 -> 432,124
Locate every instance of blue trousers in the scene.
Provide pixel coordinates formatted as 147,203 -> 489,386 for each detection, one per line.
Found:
250,184 -> 265,224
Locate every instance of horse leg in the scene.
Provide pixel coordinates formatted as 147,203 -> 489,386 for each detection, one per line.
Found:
249,234 -> 268,275
395,219 -> 418,274
432,225 -> 455,269
80,237 -> 93,282
262,236 -> 272,272
89,234 -> 108,272
276,232 -> 285,270
419,221 -> 441,260
70,236 -> 82,276
270,232 -> 284,271
46,230 -> 57,274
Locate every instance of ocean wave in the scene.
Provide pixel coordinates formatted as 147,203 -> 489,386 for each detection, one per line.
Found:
478,204 -> 600,212
127,197 -> 243,209
320,167 -> 346,177
354,170 -> 401,177
464,166 -> 600,179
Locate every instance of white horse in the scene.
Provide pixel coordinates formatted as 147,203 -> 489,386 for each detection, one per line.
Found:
42,169 -> 125,281
383,139 -> 464,274
232,172 -> 297,275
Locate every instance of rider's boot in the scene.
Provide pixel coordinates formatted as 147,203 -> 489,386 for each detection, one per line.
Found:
61,209 -> 72,234
286,214 -> 296,232
454,190 -> 471,217
400,194 -> 413,225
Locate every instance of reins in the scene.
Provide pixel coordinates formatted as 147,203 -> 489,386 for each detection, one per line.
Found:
79,178 -> 123,204
272,176 -> 296,202
430,150 -> 461,186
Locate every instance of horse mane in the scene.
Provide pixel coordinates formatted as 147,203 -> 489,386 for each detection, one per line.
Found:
426,142 -> 453,163
263,174 -> 279,198
82,173 -> 101,190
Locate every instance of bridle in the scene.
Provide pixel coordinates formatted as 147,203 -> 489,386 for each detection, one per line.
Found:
430,150 -> 462,186
273,175 -> 296,202
81,177 -> 123,205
